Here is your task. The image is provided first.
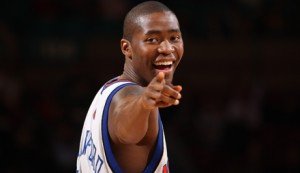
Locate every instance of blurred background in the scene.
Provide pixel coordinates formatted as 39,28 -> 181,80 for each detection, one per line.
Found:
0,0 -> 300,172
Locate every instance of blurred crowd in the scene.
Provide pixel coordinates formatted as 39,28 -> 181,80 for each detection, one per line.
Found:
0,0 -> 300,172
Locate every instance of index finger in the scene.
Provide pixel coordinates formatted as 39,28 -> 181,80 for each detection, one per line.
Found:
147,72 -> 165,92
155,72 -> 165,83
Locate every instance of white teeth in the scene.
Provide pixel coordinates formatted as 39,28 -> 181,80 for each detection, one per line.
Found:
154,61 -> 173,66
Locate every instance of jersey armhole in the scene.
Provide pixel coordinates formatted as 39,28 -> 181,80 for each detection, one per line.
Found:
101,83 -> 136,173
101,83 -> 164,173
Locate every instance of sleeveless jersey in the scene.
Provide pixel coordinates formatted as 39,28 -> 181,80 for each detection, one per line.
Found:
76,79 -> 169,173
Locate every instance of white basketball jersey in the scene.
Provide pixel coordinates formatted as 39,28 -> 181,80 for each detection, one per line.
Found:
76,79 -> 169,173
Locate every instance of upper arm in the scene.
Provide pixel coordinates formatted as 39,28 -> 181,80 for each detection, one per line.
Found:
108,85 -> 144,142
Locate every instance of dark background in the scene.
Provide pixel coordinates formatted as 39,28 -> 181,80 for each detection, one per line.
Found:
1,0 -> 300,172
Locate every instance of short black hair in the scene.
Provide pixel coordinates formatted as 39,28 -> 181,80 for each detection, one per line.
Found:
122,1 -> 175,41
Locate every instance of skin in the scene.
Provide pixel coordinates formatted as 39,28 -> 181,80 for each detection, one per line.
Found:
108,11 -> 184,173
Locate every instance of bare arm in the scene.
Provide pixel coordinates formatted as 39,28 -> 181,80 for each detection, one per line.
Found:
108,72 -> 182,145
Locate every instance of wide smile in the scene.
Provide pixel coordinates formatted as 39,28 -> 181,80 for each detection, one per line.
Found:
153,60 -> 174,72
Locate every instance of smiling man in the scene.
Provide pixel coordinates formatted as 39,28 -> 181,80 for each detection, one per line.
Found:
77,1 -> 184,173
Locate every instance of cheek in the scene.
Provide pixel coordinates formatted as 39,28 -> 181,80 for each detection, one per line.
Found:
132,43 -> 157,68
174,45 -> 184,66
178,44 -> 184,57
135,51 -> 154,66
132,56 -> 149,72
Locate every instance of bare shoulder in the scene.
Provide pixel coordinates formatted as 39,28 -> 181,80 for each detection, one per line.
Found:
114,84 -> 144,99
109,84 -> 144,111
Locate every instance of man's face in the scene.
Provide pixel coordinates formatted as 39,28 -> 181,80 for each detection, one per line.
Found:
130,11 -> 184,85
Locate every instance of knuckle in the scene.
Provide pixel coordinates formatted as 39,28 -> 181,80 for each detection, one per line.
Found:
157,84 -> 164,90
154,92 -> 161,99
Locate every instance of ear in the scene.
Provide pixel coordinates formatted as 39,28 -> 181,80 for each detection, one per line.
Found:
120,39 -> 132,59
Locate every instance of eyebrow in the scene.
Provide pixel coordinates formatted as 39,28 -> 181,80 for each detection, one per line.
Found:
145,29 -> 181,35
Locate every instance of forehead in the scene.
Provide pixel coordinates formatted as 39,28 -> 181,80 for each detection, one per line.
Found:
134,11 -> 180,34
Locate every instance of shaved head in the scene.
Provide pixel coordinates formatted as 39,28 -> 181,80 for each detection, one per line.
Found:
122,1 -> 176,41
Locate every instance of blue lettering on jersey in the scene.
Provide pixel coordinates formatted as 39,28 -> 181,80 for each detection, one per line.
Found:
78,130 -> 103,173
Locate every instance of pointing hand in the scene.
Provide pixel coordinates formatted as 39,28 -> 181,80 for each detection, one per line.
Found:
141,72 -> 182,109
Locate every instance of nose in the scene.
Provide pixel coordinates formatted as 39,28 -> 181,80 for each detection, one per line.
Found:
158,40 -> 174,55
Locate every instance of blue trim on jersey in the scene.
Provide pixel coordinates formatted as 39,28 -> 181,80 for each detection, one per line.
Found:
102,83 -> 164,173
102,83 -> 134,173
143,117 -> 164,173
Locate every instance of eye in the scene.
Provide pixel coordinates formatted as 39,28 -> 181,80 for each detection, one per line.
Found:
145,37 -> 159,43
170,35 -> 181,42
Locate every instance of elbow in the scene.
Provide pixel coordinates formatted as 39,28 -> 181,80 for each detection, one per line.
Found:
118,135 -> 141,145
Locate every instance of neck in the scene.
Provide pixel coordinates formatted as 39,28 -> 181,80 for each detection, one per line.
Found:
119,60 -> 147,86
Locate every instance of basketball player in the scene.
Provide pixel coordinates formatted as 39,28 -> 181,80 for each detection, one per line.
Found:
77,1 -> 184,172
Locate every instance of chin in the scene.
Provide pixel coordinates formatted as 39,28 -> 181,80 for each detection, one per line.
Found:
165,75 -> 174,85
